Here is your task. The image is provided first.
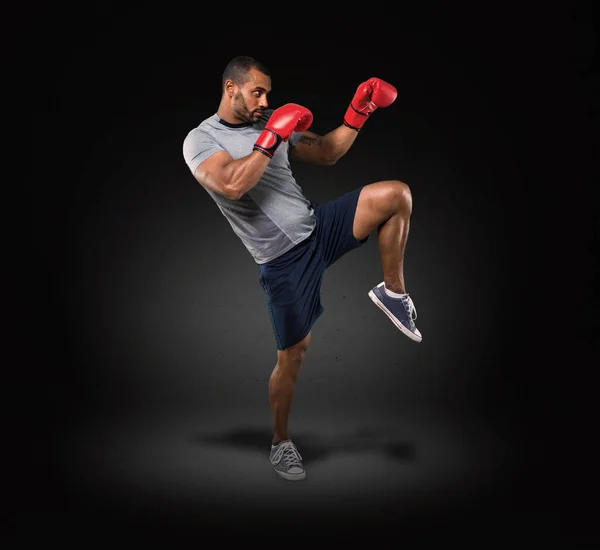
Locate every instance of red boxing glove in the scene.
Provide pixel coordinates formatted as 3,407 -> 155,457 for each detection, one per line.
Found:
254,103 -> 313,158
343,77 -> 398,131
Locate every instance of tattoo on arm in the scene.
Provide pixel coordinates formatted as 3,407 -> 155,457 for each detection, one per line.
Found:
299,135 -> 323,147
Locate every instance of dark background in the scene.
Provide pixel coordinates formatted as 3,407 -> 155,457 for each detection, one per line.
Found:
14,3 -> 598,544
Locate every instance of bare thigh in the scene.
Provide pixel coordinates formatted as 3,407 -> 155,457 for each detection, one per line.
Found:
352,180 -> 413,241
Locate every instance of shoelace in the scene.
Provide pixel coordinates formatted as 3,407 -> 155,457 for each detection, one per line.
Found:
271,441 -> 303,467
401,295 -> 418,321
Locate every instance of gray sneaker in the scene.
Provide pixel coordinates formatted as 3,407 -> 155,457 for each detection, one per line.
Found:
270,439 -> 306,481
368,281 -> 422,342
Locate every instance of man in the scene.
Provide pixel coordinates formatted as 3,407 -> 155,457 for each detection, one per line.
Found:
182,56 -> 421,482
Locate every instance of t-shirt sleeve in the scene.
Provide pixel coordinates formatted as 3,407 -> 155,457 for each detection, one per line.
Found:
288,131 -> 304,149
182,129 -> 223,175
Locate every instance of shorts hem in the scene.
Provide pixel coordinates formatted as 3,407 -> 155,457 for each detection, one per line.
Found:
275,307 -> 324,351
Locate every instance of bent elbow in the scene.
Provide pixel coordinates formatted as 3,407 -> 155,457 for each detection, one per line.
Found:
221,181 -> 242,200
225,188 -> 243,201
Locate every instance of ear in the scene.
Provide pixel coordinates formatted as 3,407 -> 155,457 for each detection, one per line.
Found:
225,79 -> 235,98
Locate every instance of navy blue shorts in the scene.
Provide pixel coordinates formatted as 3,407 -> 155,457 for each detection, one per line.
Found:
258,186 -> 368,350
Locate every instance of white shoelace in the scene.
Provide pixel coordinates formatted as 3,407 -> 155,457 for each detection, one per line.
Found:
271,441 -> 303,468
402,295 -> 418,321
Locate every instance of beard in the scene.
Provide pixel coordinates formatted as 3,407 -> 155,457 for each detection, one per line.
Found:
232,92 -> 262,124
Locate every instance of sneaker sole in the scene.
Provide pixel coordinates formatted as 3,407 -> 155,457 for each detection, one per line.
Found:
368,289 -> 423,343
273,468 -> 306,481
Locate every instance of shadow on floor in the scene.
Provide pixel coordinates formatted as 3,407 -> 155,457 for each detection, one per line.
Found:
191,425 -> 415,464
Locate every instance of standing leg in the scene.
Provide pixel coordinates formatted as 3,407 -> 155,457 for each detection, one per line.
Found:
268,331 -> 311,481
269,331 -> 312,445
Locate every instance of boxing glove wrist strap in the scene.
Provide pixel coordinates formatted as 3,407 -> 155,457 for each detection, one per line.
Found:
253,129 -> 283,158
343,104 -> 369,131
343,119 -> 361,131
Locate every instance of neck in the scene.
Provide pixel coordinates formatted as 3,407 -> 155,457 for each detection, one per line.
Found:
217,97 -> 239,125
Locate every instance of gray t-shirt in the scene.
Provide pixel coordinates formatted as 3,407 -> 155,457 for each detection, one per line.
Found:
182,110 -> 316,264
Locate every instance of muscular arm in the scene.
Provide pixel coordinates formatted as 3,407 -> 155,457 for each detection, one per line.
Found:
193,150 -> 270,200
290,124 -> 359,165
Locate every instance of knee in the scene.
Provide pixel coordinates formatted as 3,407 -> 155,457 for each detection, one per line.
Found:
277,350 -> 305,384
280,343 -> 308,366
278,333 -> 311,376
388,180 -> 412,214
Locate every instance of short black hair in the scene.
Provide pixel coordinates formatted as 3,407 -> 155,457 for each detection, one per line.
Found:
222,56 -> 270,89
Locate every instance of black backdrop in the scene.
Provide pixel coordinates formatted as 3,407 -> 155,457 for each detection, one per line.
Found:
16,3 -> 598,544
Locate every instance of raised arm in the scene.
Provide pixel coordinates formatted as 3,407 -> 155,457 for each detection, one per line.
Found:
193,103 -> 313,200
290,126 -> 359,166
291,77 -> 398,166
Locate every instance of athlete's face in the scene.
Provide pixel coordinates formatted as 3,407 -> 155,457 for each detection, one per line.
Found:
230,68 -> 271,124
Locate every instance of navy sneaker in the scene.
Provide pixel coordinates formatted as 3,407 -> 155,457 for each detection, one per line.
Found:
368,282 -> 422,342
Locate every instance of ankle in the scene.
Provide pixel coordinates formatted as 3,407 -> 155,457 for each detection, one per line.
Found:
384,283 -> 406,297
